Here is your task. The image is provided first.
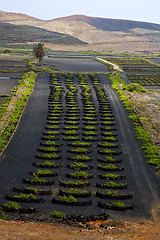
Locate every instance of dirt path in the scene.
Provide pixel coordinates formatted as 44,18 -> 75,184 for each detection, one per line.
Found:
97,58 -> 124,72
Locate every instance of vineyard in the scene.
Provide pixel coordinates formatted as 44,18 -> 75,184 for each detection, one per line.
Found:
0,73 -> 135,220
102,57 -> 160,86
0,55 -> 159,223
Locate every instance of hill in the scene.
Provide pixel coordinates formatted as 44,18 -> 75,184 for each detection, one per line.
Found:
39,15 -> 160,48
0,12 -> 44,26
0,22 -> 87,45
0,12 -> 160,53
55,14 -> 160,32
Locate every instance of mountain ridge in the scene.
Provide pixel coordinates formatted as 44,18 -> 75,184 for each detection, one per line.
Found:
53,14 -> 160,32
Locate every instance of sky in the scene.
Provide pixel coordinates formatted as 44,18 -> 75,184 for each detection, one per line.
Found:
1,0 -> 160,24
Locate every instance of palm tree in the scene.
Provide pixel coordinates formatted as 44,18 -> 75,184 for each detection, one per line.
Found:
33,43 -> 45,65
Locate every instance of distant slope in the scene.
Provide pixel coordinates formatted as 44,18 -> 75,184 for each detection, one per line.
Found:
0,12 -> 44,26
0,12 -> 160,48
0,22 -> 87,45
2,12 -> 160,34
40,20 -> 97,36
55,15 -> 160,32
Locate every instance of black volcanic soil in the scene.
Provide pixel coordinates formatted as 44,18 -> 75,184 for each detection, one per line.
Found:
45,57 -> 109,72
0,57 -> 160,223
0,78 -> 19,95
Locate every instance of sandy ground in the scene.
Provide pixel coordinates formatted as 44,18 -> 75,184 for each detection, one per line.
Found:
0,206 -> 160,240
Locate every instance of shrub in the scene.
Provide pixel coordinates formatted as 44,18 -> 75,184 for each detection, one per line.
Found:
36,153 -> 59,159
64,188 -> 88,194
3,49 -> 12,54
14,193 -> 36,200
40,141 -> 58,146
97,181 -> 127,188
61,136 -> 79,141
69,147 -> 89,153
83,126 -> 97,130
60,195 -> 77,203
38,147 -> 59,152
123,83 -> 147,93
4,201 -> 21,210
98,164 -> 118,170
37,161 -> 56,166
128,114 -> 139,123
69,171 -> 92,177
31,176 -> 46,184
69,155 -> 91,161
50,211 -> 66,219
70,162 -> 88,168
68,141 -> 91,147
62,130 -> 78,135
134,125 -> 150,142
0,211 -> 8,220
36,169 -> 53,175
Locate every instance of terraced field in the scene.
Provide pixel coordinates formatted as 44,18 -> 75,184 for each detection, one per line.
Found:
103,57 -> 160,87
0,56 -> 159,222
0,60 -> 28,96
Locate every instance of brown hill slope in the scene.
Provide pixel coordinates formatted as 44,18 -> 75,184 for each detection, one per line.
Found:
40,20 -> 97,36
41,14 -> 160,47
54,14 -> 160,32
0,13 -> 87,45
0,12 -> 45,26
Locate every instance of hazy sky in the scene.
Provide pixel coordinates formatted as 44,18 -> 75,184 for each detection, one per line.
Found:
1,0 -> 160,24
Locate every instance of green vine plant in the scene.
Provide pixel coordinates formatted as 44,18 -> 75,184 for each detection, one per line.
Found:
50,211 -> 66,219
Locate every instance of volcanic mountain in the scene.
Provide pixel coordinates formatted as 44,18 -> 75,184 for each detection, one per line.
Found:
0,12 -> 160,52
